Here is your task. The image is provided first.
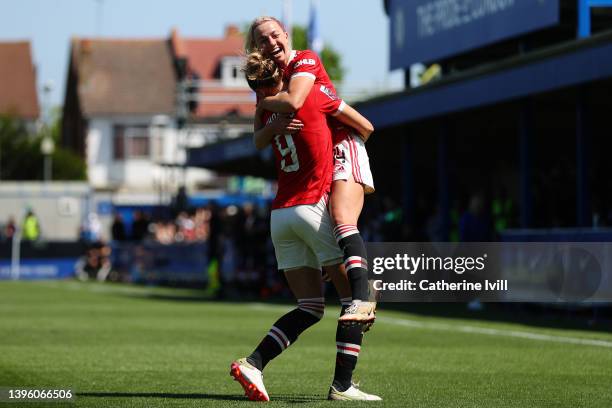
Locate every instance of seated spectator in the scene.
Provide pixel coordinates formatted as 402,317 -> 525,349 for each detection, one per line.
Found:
111,213 -> 127,241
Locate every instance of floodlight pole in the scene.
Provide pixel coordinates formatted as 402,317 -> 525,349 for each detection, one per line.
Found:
41,136 -> 54,182
11,226 -> 22,280
41,81 -> 55,182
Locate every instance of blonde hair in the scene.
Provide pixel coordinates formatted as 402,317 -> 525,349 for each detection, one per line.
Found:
245,16 -> 286,53
243,51 -> 282,91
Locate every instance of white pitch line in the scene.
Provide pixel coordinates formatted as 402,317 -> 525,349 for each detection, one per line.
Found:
376,316 -> 612,348
247,303 -> 612,348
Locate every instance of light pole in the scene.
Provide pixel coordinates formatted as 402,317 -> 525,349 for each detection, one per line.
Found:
41,136 -> 54,182
40,80 -> 54,182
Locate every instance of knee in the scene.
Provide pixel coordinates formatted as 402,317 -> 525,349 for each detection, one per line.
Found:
331,205 -> 350,226
298,298 -> 325,321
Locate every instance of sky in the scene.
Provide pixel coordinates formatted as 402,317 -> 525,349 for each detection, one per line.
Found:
1,0 -> 404,108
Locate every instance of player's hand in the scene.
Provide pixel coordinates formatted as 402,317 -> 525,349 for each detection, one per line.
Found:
270,115 -> 303,134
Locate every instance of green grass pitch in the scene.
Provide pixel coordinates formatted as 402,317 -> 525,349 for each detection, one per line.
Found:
1,280 -> 612,407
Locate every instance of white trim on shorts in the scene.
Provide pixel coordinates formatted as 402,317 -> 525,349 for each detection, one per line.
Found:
333,133 -> 375,194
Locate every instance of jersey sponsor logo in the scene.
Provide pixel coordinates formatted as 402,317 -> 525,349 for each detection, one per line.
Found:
294,58 -> 316,68
266,112 -> 279,125
266,112 -> 295,125
319,85 -> 339,101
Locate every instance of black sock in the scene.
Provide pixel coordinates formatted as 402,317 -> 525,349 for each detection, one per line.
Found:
333,301 -> 364,391
334,224 -> 369,301
247,297 -> 324,371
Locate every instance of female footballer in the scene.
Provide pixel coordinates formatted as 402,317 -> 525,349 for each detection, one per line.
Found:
245,16 -> 376,324
229,52 -> 381,402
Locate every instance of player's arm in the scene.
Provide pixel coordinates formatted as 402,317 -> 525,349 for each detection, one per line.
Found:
258,76 -> 315,113
333,102 -> 374,142
253,106 -> 304,150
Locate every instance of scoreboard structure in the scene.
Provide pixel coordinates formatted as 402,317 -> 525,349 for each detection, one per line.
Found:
351,0 -> 612,237
389,0 -> 560,69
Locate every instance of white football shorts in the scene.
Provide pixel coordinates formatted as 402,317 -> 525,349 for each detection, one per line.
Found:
271,195 -> 343,271
333,133 -> 375,194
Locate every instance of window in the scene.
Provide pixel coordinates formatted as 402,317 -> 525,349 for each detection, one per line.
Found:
113,125 -> 125,160
221,56 -> 248,87
113,125 -> 150,160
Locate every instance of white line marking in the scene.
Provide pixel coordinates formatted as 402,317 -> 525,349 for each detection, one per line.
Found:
377,316 -> 612,348
248,303 -> 612,348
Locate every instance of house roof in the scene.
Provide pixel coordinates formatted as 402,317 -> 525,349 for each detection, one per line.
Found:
171,28 -> 255,118
0,41 -> 39,120
71,38 -> 176,116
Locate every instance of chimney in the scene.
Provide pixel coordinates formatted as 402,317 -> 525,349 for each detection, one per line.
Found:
81,38 -> 92,55
225,25 -> 241,38
170,27 -> 187,58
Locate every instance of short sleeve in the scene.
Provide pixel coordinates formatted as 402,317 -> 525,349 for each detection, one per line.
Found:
288,50 -> 320,82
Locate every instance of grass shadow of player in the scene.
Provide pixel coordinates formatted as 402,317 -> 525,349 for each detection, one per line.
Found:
77,392 -> 243,401
77,391 -> 324,403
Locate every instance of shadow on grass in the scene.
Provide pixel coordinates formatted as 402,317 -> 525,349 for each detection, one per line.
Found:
380,302 -> 612,333
103,281 -> 612,333
77,391 -> 324,403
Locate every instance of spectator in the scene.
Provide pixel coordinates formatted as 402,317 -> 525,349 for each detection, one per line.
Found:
131,210 -> 150,241
22,210 -> 40,241
3,216 -> 16,241
459,194 -> 492,242
80,213 -> 102,242
111,213 -> 127,241
76,241 -> 112,282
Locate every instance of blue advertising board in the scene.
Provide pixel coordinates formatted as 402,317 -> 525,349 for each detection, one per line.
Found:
389,0 -> 560,69
0,258 -> 77,280
111,242 -> 209,286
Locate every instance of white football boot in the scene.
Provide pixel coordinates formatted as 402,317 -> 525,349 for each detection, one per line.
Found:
230,358 -> 270,401
328,383 -> 382,401
338,300 -> 376,326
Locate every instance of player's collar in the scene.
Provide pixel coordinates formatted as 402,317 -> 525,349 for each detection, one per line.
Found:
288,50 -> 297,63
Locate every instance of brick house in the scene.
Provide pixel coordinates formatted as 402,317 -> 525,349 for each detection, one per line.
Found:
62,27 -> 254,193
0,41 -> 39,128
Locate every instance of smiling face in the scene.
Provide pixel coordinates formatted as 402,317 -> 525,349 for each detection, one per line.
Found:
253,20 -> 290,68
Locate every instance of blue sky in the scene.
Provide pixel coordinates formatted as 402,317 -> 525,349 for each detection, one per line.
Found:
1,0 -> 404,107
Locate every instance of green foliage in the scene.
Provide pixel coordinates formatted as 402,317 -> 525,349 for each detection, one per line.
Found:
291,25 -> 308,50
320,45 -> 344,84
0,113 -> 86,181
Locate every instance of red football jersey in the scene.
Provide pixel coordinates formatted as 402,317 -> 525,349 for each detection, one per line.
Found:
261,85 -> 344,210
285,50 -> 351,145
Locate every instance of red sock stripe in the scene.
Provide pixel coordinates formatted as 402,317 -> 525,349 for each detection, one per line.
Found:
334,224 -> 359,241
336,341 -> 361,356
269,327 -> 290,349
334,224 -> 358,234
299,304 -> 325,312
344,256 -> 368,271
337,345 -> 361,353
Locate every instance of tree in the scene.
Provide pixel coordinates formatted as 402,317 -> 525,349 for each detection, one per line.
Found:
0,111 -> 86,181
291,25 -> 345,83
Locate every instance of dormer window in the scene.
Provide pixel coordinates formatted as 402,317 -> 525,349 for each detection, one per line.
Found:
221,56 -> 247,87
